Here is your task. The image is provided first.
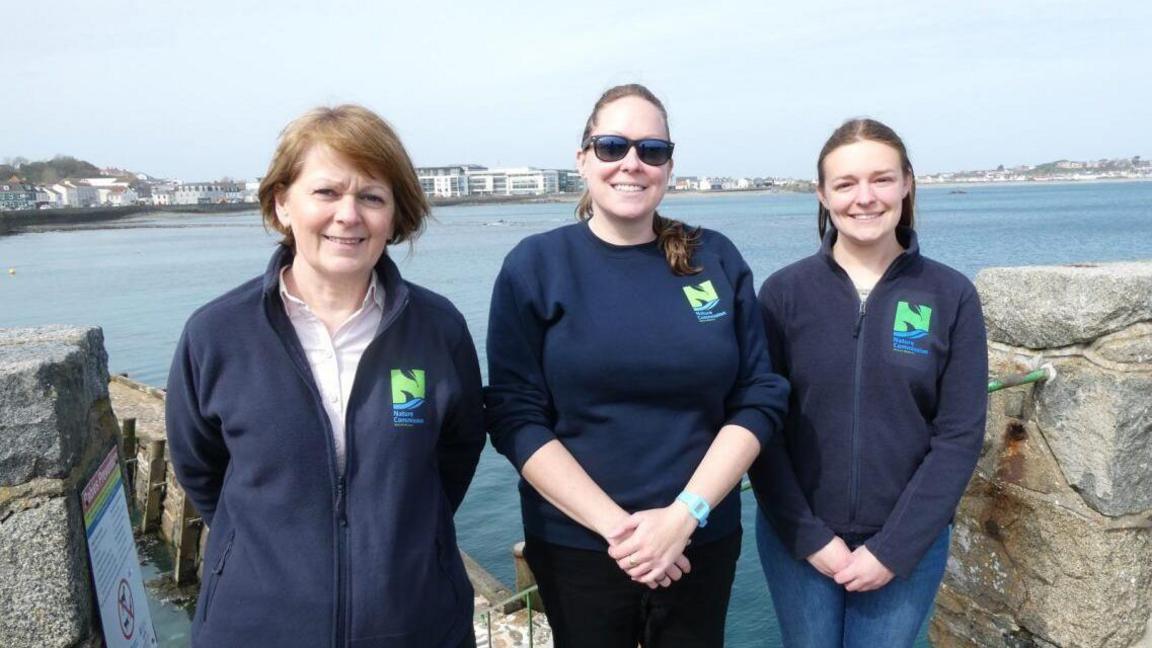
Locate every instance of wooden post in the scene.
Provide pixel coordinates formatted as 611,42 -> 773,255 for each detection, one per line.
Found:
198,526 -> 210,582
136,439 -> 166,534
120,418 -> 137,499
171,484 -> 203,586
512,541 -> 544,613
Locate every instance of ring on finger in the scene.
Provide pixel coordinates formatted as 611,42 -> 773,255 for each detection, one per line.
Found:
627,556 -> 638,568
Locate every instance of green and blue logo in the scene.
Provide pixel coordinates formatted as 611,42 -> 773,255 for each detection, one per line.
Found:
892,301 -> 933,355
682,280 -> 728,323
391,369 -> 426,426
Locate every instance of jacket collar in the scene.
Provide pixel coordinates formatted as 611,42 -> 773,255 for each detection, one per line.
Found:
261,244 -> 411,327
819,225 -> 921,274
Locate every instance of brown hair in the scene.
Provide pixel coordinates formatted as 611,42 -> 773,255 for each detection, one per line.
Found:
257,104 -> 429,249
575,83 -> 700,275
816,118 -> 916,239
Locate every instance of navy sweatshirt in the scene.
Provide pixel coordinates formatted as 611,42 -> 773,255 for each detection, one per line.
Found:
748,228 -> 987,578
166,245 -> 485,648
485,220 -> 789,550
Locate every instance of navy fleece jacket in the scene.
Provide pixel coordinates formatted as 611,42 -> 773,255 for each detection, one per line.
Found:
748,228 -> 987,578
166,246 -> 485,648
485,221 -> 789,549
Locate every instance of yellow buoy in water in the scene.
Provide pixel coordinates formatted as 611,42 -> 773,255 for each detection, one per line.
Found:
7,268 -> 13,276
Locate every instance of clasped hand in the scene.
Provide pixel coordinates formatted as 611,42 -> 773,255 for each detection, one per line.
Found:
807,537 -> 894,592
605,505 -> 697,589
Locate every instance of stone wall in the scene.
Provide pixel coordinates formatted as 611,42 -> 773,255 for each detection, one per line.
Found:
0,326 -> 120,648
932,262 -> 1152,648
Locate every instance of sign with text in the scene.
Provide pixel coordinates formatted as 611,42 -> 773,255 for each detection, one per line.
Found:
82,447 -> 157,647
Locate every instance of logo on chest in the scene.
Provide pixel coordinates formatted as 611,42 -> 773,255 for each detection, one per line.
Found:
682,280 -> 728,323
892,301 -> 933,355
391,369 -> 426,426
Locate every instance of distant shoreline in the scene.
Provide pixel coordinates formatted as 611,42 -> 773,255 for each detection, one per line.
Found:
0,189 -> 810,236
3,177 -> 1146,236
918,177 -> 1152,189
0,203 -> 256,236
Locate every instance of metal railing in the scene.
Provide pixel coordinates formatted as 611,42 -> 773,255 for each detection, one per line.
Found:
475,584 -> 541,648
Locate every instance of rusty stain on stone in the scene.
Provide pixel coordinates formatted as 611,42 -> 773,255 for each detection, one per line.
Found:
997,420 -> 1028,484
983,518 -> 1003,540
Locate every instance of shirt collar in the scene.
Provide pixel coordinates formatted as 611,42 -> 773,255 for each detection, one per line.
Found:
278,266 -> 385,317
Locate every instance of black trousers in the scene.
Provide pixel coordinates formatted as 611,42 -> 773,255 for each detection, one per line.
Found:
523,530 -> 741,648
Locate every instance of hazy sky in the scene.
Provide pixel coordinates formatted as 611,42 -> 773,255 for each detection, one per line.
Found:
4,1 -> 1149,180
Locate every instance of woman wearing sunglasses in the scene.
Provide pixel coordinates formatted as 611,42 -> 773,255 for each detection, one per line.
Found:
485,83 -> 789,647
749,119 -> 987,646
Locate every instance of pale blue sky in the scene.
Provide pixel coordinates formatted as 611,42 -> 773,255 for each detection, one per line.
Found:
4,1 -> 1149,180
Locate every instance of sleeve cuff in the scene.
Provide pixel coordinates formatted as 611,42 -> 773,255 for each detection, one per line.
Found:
497,423 -> 558,472
791,524 -> 837,562
726,408 -> 774,447
864,538 -> 915,580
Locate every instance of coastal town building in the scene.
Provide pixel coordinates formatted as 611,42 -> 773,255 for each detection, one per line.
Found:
558,169 -> 585,193
36,186 -> 62,208
416,165 -> 483,198
49,181 -> 99,208
0,183 -> 37,210
415,165 -> 580,198
171,181 -> 245,205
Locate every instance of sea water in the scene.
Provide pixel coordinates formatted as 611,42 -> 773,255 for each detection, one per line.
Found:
2,181 -> 1150,646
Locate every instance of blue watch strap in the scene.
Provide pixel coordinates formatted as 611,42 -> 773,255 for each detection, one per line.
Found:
676,491 -> 710,528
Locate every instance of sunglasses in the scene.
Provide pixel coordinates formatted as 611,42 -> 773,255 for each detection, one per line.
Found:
582,135 -> 675,166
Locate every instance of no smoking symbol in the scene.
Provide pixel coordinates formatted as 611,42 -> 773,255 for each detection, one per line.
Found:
117,578 -> 135,639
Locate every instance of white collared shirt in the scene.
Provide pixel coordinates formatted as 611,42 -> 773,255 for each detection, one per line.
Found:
279,267 -> 385,474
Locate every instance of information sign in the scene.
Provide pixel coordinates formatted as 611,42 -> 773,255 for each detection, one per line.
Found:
81,447 -> 157,647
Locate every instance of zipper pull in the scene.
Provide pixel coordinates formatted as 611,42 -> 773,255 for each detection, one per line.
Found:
336,478 -> 348,527
853,300 -> 868,338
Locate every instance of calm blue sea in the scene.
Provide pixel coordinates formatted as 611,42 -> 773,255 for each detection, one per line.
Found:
2,182 -> 1150,646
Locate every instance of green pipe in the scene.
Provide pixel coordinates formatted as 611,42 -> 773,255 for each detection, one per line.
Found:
987,365 -> 1054,393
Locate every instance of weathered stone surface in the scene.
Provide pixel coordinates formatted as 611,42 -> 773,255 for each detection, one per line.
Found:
0,326 -> 111,486
0,496 -> 92,648
1093,322 -> 1152,364
943,473 -> 1152,648
1033,357 -> 1152,516
976,262 -> 1152,348
931,583 -> 1060,648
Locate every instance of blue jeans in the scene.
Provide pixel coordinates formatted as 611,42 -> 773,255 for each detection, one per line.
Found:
756,511 -> 949,648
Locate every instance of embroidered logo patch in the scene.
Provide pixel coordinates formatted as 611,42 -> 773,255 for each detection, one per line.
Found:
682,280 -> 728,323
892,301 -> 933,355
391,369 -> 426,426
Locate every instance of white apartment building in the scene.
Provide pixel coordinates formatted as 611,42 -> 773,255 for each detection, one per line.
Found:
416,165 -> 483,198
103,186 -> 139,206
417,165 -> 575,198
467,167 -> 559,196
172,182 -> 244,205
50,181 -> 99,207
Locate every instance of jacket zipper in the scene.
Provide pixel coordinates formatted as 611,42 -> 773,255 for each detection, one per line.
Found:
849,297 -> 868,524
331,292 -> 409,647
267,284 -> 411,648
334,476 -> 348,648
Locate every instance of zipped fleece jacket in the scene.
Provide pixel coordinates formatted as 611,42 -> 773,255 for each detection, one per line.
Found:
166,245 -> 485,647
748,228 -> 987,578
485,221 -> 789,550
